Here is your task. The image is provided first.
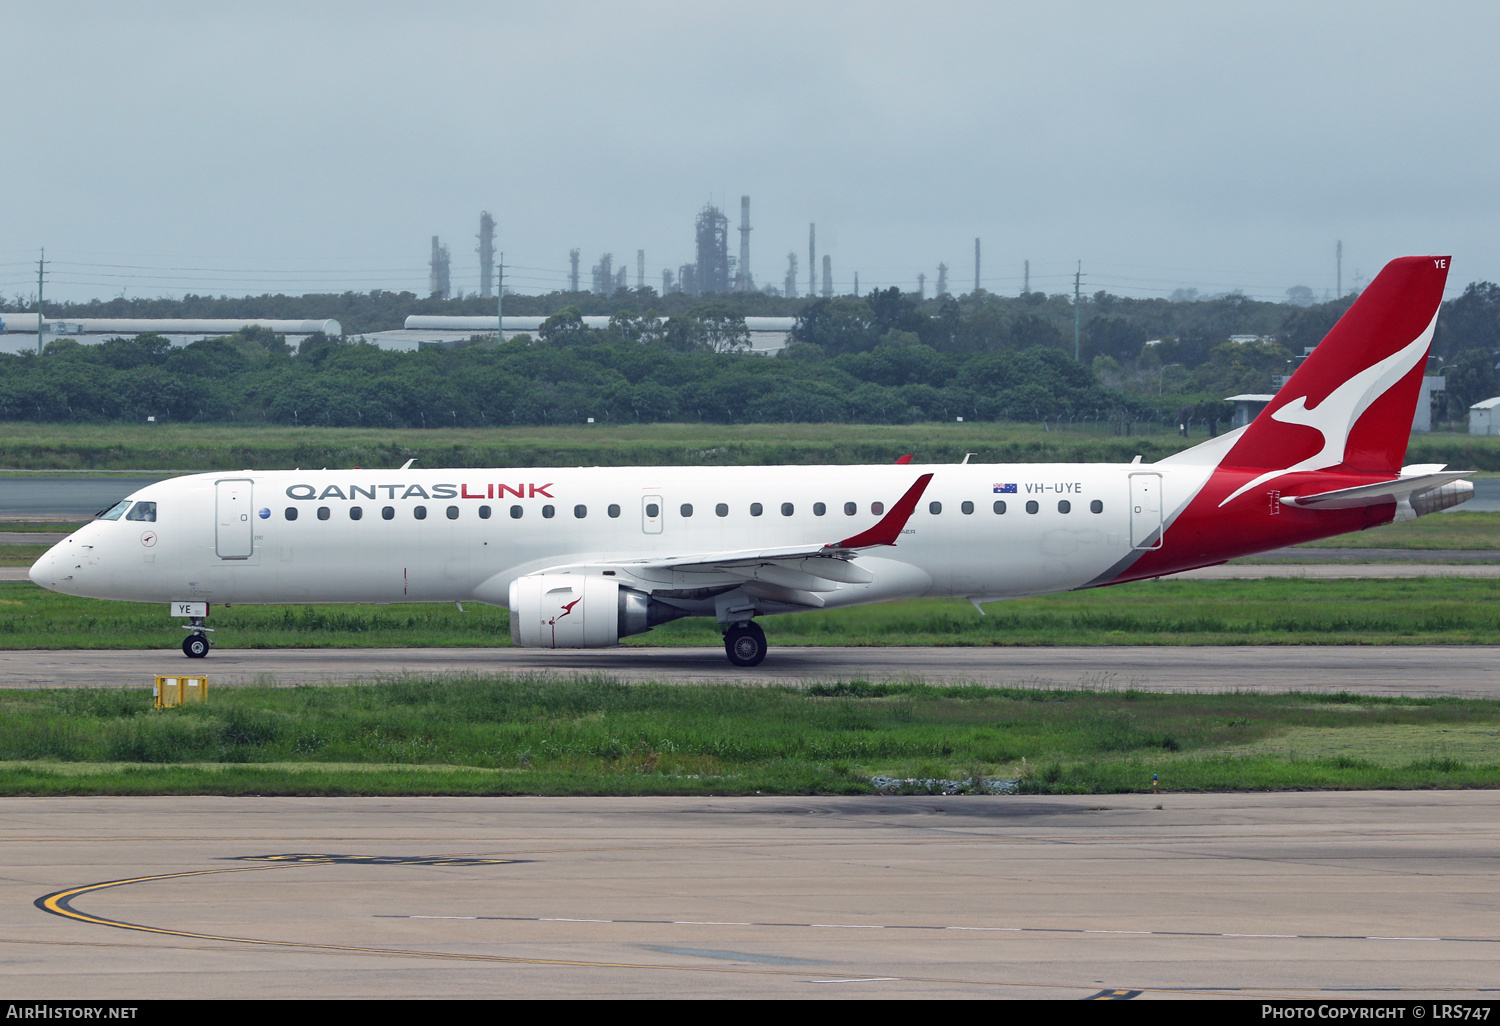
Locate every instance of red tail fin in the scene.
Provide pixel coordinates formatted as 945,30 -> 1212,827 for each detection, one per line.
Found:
1224,256 -> 1449,479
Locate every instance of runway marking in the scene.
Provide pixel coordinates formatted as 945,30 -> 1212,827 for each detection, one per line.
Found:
32,850 -> 1500,998
230,852 -> 523,866
32,864 -> 1089,992
377,913 -> 1500,947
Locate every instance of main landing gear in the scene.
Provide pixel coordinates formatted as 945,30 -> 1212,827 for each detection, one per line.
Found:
724,620 -> 767,667
181,615 -> 212,659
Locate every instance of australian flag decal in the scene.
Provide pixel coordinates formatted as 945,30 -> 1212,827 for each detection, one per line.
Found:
993,483 -> 1017,494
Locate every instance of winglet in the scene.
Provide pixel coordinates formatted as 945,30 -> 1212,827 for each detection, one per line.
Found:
831,473 -> 933,549
895,454 -> 913,465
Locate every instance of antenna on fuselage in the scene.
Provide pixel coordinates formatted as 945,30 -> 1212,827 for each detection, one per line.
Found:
400,458 -> 417,470
962,453 -> 976,464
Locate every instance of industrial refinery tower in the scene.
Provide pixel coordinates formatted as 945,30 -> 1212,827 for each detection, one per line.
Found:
429,236 -> 451,299
695,203 -> 730,295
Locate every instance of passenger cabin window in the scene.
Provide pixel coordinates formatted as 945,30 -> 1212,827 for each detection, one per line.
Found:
414,506 -> 427,520
961,500 -> 974,515
843,502 -> 857,516
98,500 -> 131,521
480,505 -> 493,519
285,507 -> 299,521
350,506 -> 363,521
781,502 -> 794,516
680,503 -> 693,517
1090,499 -> 1103,514
993,500 -> 1006,514
573,505 -> 586,519
541,505 -> 554,519
608,504 -> 621,518
125,501 -> 156,522
317,506 -> 330,521
715,503 -> 728,517
1025,500 -> 1039,514
510,505 -> 523,519
813,502 -> 826,516
645,503 -> 660,518
447,505 -> 460,519
1058,500 -> 1071,514
928,501 -> 942,515
382,506 -> 394,520
871,501 -> 885,515
750,502 -> 763,517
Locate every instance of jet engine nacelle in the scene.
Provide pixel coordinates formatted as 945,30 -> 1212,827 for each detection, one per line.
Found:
508,573 -> 683,648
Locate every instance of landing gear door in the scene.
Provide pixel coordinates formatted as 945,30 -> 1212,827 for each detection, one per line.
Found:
642,495 -> 663,534
1129,472 -> 1163,550
216,479 -> 255,559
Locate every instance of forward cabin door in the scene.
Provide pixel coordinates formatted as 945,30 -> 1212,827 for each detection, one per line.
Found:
215,479 -> 255,559
1129,473 -> 1163,550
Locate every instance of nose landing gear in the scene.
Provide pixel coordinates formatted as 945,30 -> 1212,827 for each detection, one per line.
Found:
723,620 -> 767,667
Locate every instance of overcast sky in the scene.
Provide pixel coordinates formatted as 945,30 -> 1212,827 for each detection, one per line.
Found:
3,0 -> 1496,304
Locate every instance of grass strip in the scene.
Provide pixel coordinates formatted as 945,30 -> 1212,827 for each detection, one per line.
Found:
0,674 -> 1497,795
7,577 -> 1500,648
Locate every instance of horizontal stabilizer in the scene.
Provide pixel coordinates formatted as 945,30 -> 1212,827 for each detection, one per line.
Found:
1282,469 -> 1474,510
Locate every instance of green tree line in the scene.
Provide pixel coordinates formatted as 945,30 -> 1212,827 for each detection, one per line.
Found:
1,282 -> 1496,426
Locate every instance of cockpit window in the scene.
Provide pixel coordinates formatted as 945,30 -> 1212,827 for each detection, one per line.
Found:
125,501 -> 157,522
97,500 -> 131,521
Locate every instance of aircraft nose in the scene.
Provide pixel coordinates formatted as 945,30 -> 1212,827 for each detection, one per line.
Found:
29,544 -> 68,592
28,551 -> 52,589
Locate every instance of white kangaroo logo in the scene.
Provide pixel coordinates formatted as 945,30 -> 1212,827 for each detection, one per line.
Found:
1219,309 -> 1438,507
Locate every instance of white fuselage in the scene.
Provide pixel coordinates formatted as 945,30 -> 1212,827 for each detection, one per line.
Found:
29,462 -> 1214,613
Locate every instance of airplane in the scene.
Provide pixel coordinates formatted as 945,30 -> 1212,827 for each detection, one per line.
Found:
28,255 -> 1473,666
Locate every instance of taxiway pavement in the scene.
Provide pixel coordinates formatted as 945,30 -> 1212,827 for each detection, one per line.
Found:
2,644 -> 1498,697
5,792 -> 1498,999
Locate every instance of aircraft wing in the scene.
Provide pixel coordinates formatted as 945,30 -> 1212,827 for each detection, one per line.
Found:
532,473 -> 934,599
1281,467 -> 1473,509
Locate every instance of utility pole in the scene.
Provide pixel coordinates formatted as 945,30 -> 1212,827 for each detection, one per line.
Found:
1073,261 -> 1082,361
36,249 -> 46,356
496,251 -> 504,340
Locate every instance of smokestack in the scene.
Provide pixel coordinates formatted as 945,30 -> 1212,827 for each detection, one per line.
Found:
477,212 -> 495,298
737,196 -> 752,291
637,249 -> 644,290
1023,259 -> 1029,295
822,255 -> 832,297
569,249 -> 580,292
808,224 -> 816,298
936,263 -> 948,297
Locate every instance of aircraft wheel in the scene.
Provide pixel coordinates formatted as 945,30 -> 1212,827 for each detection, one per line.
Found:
182,634 -> 210,659
724,622 -> 767,667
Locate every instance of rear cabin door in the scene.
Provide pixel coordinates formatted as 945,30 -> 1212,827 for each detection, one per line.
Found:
216,479 -> 255,559
1129,472 -> 1163,550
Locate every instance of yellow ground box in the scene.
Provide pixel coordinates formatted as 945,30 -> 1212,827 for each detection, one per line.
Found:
154,676 -> 207,709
